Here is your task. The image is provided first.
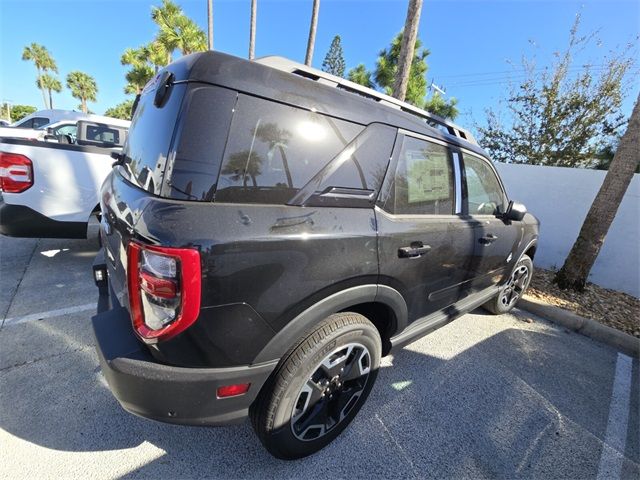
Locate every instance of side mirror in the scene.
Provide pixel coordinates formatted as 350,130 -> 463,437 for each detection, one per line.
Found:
46,127 -> 54,135
505,201 -> 527,221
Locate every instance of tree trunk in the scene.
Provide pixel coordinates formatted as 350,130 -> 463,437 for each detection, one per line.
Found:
555,94 -> 640,291
37,69 -> 48,109
249,0 -> 257,60
207,0 -> 214,50
304,0 -> 320,66
392,0 -> 423,102
48,89 -> 53,109
81,98 -> 87,113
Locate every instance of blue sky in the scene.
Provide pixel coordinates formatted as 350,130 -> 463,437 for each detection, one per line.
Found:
1,0 -> 638,131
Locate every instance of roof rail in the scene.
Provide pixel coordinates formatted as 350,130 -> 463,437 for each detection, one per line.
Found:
255,56 -> 477,146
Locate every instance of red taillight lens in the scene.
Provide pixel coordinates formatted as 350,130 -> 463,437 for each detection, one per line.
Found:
217,383 -> 251,398
0,152 -> 33,193
127,242 -> 201,343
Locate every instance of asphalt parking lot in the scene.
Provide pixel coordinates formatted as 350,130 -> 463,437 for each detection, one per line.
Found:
0,234 -> 638,479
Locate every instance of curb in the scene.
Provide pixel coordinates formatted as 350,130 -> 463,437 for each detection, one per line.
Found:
519,296 -> 640,358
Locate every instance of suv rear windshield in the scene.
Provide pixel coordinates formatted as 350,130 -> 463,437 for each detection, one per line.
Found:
121,83 -> 187,195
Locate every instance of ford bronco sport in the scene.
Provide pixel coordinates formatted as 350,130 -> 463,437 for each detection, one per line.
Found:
92,51 -> 539,459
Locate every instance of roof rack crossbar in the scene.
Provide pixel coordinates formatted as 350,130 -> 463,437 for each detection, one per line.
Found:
255,56 -> 477,145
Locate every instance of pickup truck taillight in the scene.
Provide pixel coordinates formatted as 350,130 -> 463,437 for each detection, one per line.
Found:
127,242 -> 201,343
0,152 -> 33,193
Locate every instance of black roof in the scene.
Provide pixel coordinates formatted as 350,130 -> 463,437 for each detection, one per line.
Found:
166,51 -> 488,158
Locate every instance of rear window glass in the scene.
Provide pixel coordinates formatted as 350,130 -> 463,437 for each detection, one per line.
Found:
216,95 -> 363,204
87,125 -> 120,144
121,83 -> 186,195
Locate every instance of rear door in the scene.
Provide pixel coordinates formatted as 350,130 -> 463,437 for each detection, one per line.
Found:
376,132 -> 475,323
461,151 -> 521,291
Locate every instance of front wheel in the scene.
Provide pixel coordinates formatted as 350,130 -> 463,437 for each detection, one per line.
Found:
250,312 -> 381,460
484,254 -> 533,314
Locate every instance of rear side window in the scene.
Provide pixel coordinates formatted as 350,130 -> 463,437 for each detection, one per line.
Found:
121,83 -> 187,195
216,95 -> 363,204
16,117 -> 49,128
383,136 -> 454,215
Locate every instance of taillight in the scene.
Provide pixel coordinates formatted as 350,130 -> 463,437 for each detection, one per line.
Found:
0,152 -> 33,193
127,242 -> 201,343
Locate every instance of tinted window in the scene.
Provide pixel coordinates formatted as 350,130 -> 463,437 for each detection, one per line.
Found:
15,117 -> 49,128
32,117 -> 50,129
216,95 -> 363,204
384,136 -> 454,215
53,124 -> 77,137
165,85 -> 237,201
463,153 -> 505,215
87,125 -> 120,144
122,83 -> 186,195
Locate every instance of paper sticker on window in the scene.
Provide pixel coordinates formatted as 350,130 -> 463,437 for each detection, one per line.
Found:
406,152 -> 450,203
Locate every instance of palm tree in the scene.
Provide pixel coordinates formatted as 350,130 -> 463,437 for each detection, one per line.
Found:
37,74 -> 62,109
22,43 -> 58,109
555,95 -> 640,291
151,0 -> 206,62
121,47 -> 155,94
207,0 -> 214,50
66,71 -> 98,113
304,0 -> 320,66
249,0 -> 257,59
152,0 -> 182,64
392,0 -> 423,102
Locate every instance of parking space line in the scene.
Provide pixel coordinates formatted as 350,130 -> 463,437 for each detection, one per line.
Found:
2,303 -> 97,327
596,352 -> 633,480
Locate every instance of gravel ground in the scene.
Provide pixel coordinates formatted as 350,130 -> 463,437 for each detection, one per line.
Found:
1,235 -> 638,479
527,268 -> 640,339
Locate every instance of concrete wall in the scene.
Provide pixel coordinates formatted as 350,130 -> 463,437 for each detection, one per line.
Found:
494,163 -> 640,298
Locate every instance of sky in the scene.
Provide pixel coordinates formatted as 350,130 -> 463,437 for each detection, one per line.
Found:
0,0 -> 638,133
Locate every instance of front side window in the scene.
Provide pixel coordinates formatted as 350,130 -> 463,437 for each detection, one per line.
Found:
16,117 -> 49,128
384,136 -> 454,215
463,153 -> 506,215
216,95 -> 363,204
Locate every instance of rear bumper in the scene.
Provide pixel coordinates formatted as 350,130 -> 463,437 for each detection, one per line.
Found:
92,266 -> 277,426
0,200 -> 87,239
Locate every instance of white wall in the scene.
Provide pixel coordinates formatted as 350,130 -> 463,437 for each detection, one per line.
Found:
495,163 -> 640,298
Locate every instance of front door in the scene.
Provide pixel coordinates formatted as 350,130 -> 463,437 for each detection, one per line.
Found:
461,151 -> 521,292
376,133 -> 475,324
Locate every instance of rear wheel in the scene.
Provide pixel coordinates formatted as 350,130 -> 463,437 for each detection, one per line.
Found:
250,312 -> 381,459
484,254 -> 533,314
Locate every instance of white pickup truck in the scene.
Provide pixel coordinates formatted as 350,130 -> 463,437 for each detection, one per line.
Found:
0,119 -> 130,238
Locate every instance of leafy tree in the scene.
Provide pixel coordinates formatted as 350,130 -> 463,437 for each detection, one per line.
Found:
9,105 -> 37,122
22,43 -> 57,109
347,64 -> 374,88
305,0 -> 320,66
66,71 -> 98,113
37,74 -> 62,109
393,0 -> 423,102
374,32 -> 458,119
476,16 -> 634,167
555,94 -> 640,291
322,35 -> 346,77
151,0 -> 206,63
121,47 -> 155,94
104,99 -> 135,120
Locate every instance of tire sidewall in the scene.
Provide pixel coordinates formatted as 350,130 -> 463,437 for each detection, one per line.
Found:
495,254 -> 534,313
268,318 -> 381,458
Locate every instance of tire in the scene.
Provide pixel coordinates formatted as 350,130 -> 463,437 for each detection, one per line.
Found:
250,312 -> 382,460
483,254 -> 534,315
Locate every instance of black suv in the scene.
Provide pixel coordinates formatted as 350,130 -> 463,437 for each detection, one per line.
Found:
92,51 -> 539,459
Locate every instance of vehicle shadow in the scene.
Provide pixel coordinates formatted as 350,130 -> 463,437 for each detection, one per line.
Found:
0,316 -> 638,478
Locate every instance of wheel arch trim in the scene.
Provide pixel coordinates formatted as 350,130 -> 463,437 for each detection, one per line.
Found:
252,284 -> 407,364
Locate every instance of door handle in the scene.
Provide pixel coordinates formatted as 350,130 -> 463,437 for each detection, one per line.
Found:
398,242 -> 431,258
479,233 -> 498,245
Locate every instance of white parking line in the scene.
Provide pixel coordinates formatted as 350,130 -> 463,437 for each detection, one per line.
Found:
2,303 -> 97,327
596,352 -> 633,480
